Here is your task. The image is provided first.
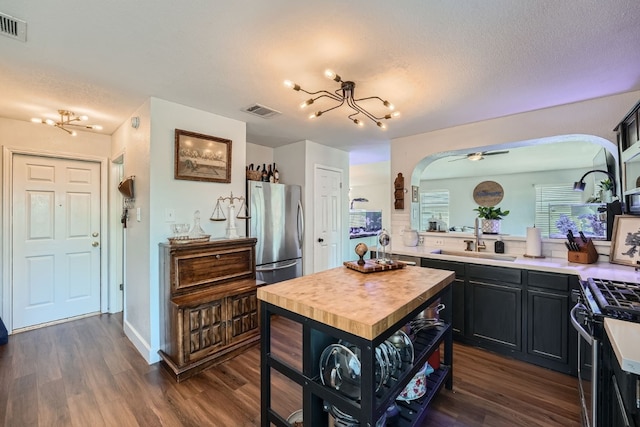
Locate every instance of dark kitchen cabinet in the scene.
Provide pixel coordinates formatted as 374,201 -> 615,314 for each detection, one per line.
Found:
525,271 -> 578,375
419,256 -> 578,375
617,99 -> 640,152
467,264 -> 522,353
616,99 -> 640,212
421,258 -> 466,337
602,331 -> 639,426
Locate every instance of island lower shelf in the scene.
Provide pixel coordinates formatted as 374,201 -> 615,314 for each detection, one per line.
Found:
257,265 -> 454,427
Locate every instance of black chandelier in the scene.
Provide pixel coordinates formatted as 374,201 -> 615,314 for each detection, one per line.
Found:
284,70 -> 400,129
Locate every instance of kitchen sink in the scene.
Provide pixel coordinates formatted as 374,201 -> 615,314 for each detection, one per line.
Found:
430,249 -> 517,262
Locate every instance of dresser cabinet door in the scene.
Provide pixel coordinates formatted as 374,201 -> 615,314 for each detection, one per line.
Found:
183,298 -> 226,363
228,290 -> 259,344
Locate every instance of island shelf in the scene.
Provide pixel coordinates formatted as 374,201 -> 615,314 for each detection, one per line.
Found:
257,265 -> 454,426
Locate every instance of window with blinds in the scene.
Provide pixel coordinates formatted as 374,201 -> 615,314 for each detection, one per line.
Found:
420,190 -> 450,231
534,184 -> 583,237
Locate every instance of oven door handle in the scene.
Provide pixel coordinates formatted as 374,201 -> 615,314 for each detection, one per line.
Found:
570,303 -> 594,346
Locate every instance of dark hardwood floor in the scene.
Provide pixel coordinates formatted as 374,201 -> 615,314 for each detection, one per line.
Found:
0,313 -> 581,426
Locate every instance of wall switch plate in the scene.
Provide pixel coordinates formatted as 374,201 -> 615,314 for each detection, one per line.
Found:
165,208 -> 175,222
136,207 -> 141,222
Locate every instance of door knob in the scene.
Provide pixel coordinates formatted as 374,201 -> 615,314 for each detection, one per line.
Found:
92,241 -> 99,247
318,238 -> 324,243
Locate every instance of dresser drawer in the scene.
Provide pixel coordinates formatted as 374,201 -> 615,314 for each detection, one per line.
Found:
173,246 -> 255,293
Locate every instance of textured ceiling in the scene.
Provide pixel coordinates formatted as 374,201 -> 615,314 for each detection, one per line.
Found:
0,1 -> 639,164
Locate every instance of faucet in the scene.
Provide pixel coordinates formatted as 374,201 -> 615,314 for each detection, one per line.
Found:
474,217 -> 486,252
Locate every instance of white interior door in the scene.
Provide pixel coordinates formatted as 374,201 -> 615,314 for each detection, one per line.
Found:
314,166 -> 342,273
12,154 -> 101,329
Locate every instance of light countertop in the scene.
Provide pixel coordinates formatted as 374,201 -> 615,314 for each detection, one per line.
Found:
385,243 -> 640,283
605,318 -> 640,375
257,265 -> 454,340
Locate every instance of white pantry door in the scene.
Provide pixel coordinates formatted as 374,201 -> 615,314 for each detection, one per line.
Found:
12,154 -> 101,329
313,166 -> 342,273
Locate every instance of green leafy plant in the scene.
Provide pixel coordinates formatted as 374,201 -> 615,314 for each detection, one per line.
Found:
474,206 -> 510,220
599,178 -> 614,191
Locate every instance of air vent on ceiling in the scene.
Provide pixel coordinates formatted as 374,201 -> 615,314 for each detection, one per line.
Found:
243,103 -> 281,119
0,12 -> 26,42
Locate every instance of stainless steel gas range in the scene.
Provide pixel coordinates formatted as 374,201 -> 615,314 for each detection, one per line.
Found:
571,277 -> 640,427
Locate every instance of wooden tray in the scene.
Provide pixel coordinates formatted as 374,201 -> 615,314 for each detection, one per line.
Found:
167,235 -> 211,245
343,259 -> 407,273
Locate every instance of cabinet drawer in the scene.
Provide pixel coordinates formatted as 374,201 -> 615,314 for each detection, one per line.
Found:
467,264 -> 521,284
527,271 -> 570,292
421,258 -> 465,277
173,247 -> 254,293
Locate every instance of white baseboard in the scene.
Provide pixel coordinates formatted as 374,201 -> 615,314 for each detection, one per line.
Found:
123,318 -> 161,364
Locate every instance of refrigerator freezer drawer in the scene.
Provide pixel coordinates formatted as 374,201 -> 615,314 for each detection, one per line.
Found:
256,259 -> 302,285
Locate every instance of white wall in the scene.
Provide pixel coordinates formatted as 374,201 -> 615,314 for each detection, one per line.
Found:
110,97 -> 247,363
391,90 -> 640,232
274,140 -> 350,274
349,161 -> 391,230
246,143 -> 274,173
0,117 -> 111,325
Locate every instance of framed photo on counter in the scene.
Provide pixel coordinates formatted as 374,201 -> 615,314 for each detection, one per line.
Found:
175,129 -> 232,183
609,215 -> 640,266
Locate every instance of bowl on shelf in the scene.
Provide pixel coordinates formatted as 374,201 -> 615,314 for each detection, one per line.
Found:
286,409 -> 303,426
396,362 -> 431,402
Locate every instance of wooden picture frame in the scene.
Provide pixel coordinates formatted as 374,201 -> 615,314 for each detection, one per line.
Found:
174,129 -> 231,183
411,185 -> 419,203
609,215 -> 640,266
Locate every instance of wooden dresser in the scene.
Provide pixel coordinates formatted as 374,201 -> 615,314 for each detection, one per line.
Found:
158,237 -> 260,381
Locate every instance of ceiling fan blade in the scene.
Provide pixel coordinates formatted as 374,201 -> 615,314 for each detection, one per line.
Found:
448,157 -> 469,162
482,150 -> 510,156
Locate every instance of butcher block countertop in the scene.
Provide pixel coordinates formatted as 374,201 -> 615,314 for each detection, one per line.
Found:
257,265 -> 454,340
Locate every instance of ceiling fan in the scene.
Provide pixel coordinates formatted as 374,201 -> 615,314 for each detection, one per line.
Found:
448,150 -> 510,162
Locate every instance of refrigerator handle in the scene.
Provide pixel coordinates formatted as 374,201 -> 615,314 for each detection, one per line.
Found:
297,200 -> 304,249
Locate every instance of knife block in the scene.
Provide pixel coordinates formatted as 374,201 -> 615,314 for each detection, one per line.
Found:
567,238 -> 598,264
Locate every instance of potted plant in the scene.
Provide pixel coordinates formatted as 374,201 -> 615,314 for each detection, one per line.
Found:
473,206 -> 510,234
599,178 -> 614,203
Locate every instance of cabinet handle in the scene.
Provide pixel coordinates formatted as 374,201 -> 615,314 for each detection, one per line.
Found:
216,254 -> 221,259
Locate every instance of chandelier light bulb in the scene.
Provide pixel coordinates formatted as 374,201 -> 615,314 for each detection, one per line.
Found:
324,69 -> 340,82
353,119 -> 364,127
300,99 -> 314,109
31,118 -> 42,123
377,121 -> 386,129
71,130 -> 77,136
79,115 -> 89,121
383,100 -> 395,110
284,80 -> 300,91
45,119 -> 55,125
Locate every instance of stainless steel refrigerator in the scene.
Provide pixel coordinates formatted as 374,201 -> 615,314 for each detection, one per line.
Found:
247,181 -> 303,284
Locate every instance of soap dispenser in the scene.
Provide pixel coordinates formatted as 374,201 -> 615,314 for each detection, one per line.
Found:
494,236 -> 505,254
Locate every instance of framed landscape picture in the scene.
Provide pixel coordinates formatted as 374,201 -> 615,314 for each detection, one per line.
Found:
609,215 -> 640,266
174,129 -> 232,183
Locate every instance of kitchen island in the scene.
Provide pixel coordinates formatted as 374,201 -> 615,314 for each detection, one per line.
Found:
257,264 -> 455,427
